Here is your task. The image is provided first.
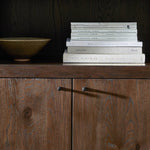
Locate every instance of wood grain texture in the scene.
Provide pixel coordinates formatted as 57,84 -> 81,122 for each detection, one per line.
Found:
0,63 -> 150,78
0,0 -> 150,62
73,79 -> 150,150
0,79 -> 71,150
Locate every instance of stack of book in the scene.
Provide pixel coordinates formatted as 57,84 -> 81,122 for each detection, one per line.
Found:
63,22 -> 145,66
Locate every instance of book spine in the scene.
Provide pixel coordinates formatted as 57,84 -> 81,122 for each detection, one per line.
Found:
71,26 -> 136,30
66,41 -> 143,47
71,22 -> 137,27
71,37 -> 137,41
71,32 -> 137,37
63,53 -> 145,63
71,29 -> 137,33
63,63 -> 145,66
71,22 -> 137,24
67,47 -> 142,54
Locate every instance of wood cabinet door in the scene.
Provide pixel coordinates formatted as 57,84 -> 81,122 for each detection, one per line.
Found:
73,79 -> 150,150
0,79 -> 71,150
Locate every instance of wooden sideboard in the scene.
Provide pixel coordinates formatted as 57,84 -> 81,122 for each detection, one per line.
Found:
0,63 -> 150,150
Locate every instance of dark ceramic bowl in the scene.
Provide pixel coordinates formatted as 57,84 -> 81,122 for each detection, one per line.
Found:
0,37 -> 51,61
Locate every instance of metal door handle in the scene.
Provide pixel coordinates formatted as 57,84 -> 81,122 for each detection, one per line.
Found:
81,87 -> 128,99
82,87 -> 88,92
57,86 -> 62,91
57,87 -> 71,92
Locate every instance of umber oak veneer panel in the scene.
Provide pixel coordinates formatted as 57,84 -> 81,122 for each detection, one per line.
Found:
73,79 -> 150,150
0,63 -> 150,78
0,79 -> 71,150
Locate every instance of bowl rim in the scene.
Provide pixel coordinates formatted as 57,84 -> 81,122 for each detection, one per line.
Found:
0,37 -> 51,42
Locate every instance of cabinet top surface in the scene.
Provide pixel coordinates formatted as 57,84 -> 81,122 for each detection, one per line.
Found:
0,63 -> 150,79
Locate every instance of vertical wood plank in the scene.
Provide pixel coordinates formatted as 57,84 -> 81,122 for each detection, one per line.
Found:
0,78 -> 71,150
73,79 -> 150,150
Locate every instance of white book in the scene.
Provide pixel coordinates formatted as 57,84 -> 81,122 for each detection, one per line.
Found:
63,52 -> 145,64
71,23 -> 137,29
71,32 -> 137,37
71,26 -> 136,30
63,63 -> 145,66
66,40 -> 143,47
67,46 -> 142,54
71,37 -> 137,41
72,29 -> 137,33
71,22 -> 137,27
